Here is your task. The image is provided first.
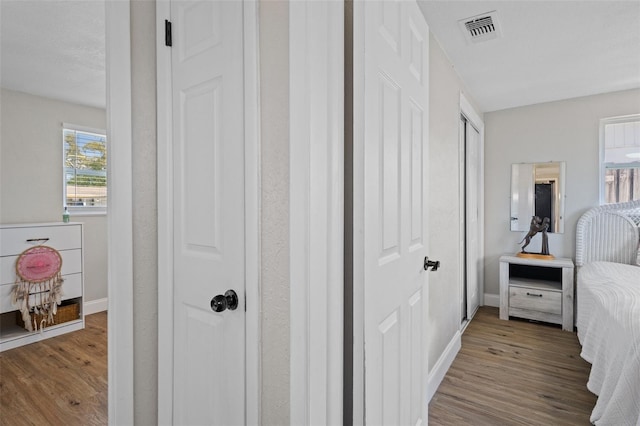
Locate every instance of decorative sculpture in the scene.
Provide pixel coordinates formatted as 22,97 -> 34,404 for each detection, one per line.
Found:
518,216 -> 541,252
517,216 -> 552,258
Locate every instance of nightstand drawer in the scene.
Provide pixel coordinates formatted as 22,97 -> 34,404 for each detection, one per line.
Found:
509,286 -> 561,314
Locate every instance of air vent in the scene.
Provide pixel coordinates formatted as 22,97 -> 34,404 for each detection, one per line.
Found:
458,11 -> 502,44
466,16 -> 495,37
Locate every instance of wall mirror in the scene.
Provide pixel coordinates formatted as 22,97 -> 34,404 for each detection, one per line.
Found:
510,162 -> 566,233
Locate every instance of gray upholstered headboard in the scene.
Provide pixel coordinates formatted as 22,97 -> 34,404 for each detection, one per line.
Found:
575,200 -> 640,267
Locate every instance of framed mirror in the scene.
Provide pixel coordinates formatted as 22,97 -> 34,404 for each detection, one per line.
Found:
510,162 -> 566,233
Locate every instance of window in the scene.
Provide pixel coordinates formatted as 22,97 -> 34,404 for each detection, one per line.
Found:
63,125 -> 107,212
600,115 -> 640,204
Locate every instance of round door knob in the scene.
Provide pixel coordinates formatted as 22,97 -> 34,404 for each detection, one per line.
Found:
210,290 -> 239,312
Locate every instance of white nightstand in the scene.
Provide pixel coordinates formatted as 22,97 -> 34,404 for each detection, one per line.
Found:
499,254 -> 574,331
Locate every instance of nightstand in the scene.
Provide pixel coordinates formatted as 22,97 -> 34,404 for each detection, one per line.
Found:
499,254 -> 574,331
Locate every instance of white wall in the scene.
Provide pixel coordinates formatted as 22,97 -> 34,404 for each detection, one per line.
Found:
427,35 -> 483,372
259,0 -> 291,424
0,88 -> 108,303
483,88 -> 640,296
130,1 -> 158,424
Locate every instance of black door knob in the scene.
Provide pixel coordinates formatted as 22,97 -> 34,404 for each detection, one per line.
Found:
423,256 -> 440,271
210,290 -> 239,312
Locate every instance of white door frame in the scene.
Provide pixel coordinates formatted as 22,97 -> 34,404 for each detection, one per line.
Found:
289,1 -> 344,424
458,92 -> 485,323
106,1 -> 134,424
155,1 -> 261,424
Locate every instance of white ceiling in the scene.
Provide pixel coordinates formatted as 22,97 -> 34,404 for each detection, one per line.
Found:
418,0 -> 640,112
1,0 -> 105,109
1,1 -> 639,113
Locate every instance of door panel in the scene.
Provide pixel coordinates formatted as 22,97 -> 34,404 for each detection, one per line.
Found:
380,74 -> 401,260
182,77 -> 222,253
378,1 -> 400,53
170,0 -> 245,424
379,311 -> 401,425
408,288 -> 424,422
409,101 -> 424,249
362,1 -> 429,424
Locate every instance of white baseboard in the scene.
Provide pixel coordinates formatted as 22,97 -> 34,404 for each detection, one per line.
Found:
427,330 -> 461,403
84,297 -> 108,315
483,293 -> 500,307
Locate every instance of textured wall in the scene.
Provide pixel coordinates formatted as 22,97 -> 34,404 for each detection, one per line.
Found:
0,88 -> 108,302
484,88 -> 640,296
427,35 -> 484,371
259,1 -> 291,424
130,1 -> 158,424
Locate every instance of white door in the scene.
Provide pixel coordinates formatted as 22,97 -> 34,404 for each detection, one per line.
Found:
170,1 -> 245,424
360,1 -> 430,423
465,121 -> 480,319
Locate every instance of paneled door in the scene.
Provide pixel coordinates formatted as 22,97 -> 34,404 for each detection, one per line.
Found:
169,0 -> 245,424
355,0 -> 430,423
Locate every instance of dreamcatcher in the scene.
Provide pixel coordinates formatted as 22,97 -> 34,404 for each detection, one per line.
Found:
11,245 -> 64,332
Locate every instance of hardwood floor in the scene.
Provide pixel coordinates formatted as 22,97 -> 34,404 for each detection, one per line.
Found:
429,306 -> 597,425
0,307 -> 596,425
0,312 -> 107,426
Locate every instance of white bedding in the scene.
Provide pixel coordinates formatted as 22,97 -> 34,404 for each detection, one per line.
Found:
577,261 -> 640,426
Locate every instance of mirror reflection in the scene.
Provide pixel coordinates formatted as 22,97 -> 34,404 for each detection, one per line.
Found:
510,162 -> 565,233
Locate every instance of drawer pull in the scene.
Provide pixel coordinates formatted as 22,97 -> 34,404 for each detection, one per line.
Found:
526,292 -> 543,297
28,289 -> 51,296
26,238 -> 50,243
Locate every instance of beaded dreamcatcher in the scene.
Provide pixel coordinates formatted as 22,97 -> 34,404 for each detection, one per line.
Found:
11,246 -> 64,332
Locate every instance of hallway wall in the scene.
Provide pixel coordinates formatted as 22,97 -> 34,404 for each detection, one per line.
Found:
427,33 -> 483,372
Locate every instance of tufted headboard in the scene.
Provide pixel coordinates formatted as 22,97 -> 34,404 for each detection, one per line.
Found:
575,200 -> 640,267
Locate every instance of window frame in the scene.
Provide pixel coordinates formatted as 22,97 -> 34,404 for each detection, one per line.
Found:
62,123 -> 108,215
599,114 -> 640,205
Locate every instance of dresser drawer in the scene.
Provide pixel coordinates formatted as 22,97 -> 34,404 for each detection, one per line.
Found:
509,286 -> 561,315
0,224 -> 82,256
0,273 -> 83,314
1,249 -> 82,285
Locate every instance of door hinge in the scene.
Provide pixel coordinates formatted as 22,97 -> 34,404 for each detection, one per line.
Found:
165,19 -> 172,47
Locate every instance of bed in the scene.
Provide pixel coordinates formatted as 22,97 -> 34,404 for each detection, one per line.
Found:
575,200 -> 640,426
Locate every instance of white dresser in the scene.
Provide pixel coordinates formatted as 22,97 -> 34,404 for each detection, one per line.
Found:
0,223 -> 84,351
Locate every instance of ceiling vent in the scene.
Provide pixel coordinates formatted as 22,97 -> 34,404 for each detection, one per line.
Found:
458,11 -> 502,44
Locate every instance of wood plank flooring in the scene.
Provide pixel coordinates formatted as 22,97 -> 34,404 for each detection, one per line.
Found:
0,307 -> 597,425
429,306 -> 597,425
0,312 -> 107,426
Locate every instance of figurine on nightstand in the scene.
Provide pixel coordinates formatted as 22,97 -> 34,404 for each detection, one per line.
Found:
517,216 -> 553,258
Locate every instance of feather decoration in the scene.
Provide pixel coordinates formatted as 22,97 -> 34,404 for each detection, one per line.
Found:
11,246 -> 64,332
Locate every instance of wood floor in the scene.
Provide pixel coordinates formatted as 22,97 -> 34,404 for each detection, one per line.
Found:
0,307 -> 596,425
429,306 -> 597,425
0,312 -> 107,426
